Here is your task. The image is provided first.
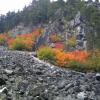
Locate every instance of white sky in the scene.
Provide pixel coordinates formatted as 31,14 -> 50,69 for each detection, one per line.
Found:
0,0 -> 66,15
0,0 -> 32,15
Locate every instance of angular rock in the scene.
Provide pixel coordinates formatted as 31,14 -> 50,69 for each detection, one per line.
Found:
4,69 -> 13,75
96,73 -> 100,81
58,80 -> 67,89
0,78 -> 6,86
77,92 -> 88,100
0,87 -> 8,94
54,95 -> 76,100
65,83 -> 74,91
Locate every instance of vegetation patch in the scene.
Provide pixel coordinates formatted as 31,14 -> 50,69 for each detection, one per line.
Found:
37,47 -> 100,72
37,47 -> 55,64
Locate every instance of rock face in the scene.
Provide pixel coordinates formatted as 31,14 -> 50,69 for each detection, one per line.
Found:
35,8 -> 67,49
35,9 -> 88,51
0,47 -> 100,100
9,24 -> 33,38
70,11 -> 87,50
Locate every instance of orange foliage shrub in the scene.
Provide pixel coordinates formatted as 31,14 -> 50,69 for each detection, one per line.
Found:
54,49 -> 89,67
7,38 -> 15,49
0,34 -> 8,45
8,33 -> 34,51
37,47 -> 99,71
54,43 -> 64,50
8,28 -> 43,51
32,28 -> 43,39
49,34 -> 61,42
53,49 -> 68,66
69,50 -> 89,62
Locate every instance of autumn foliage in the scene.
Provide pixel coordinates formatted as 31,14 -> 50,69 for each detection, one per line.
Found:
32,28 -> 43,39
37,47 -> 55,63
54,43 -> 64,50
0,34 -> 8,45
37,47 -> 100,71
37,47 -> 89,67
7,28 -> 42,51
7,33 -> 34,51
49,34 -> 61,43
67,37 -> 77,47
0,29 -> 100,71
54,49 -> 89,67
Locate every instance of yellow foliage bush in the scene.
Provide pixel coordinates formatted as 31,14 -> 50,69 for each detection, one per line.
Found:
8,34 -> 34,51
67,37 -> 77,47
53,49 -> 89,67
37,47 -> 55,63
49,34 -> 62,42
0,34 -> 8,45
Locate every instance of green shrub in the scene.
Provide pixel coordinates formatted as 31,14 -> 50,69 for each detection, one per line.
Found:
84,55 -> 100,72
67,57 -> 100,72
0,38 -> 5,45
37,47 -> 55,63
67,37 -> 77,47
0,34 -> 7,46
9,36 -> 33,51
12,41 -> 26,51
67,61 -> 85,72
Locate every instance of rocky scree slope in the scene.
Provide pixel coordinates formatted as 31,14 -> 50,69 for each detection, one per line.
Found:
0,48 -> 100,100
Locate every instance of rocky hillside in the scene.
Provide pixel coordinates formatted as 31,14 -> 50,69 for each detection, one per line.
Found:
0,0 -> 100,50
0,47 -> 100,100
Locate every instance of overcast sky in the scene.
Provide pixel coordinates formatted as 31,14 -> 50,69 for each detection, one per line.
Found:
0,0 -> 32,15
